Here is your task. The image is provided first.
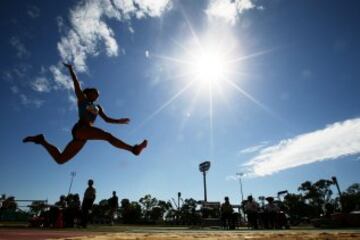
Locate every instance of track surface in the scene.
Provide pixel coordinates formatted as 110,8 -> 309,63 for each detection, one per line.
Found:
1,227 -> 360,240
0,229 -> 96,240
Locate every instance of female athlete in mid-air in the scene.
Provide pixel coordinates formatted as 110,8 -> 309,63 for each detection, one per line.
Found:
23,63 -> 148,164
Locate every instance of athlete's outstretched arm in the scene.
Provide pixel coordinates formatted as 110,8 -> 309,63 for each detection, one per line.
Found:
98,105 -> 130,124
63,63 -> 85,101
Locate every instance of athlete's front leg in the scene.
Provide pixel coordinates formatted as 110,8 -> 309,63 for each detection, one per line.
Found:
75,126 -> 147,155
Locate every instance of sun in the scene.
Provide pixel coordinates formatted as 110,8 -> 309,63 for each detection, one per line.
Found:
134,25 -> 276,157
191,47 -> 229,84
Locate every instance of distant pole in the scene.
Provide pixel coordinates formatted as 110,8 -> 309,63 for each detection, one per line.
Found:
68,171 -> 76,195
199,161 -> 211,203
236,173 -> 244,203
178,192 -> 181,211
203,172 -> 207,202
236,172 -> 245,222
332,176 -> 343,211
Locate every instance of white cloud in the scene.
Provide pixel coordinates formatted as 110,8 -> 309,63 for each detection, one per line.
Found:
205,0 -> 259,25
128,26 -> 135,33
27,6 -> 40,18
41,0 -> 172,99
244,118 -> 360,176
239,141 -> 268,154
13,64 -> 31,78
225,175 -> 238,181
19,94 -> 44,108
31,77 -> 51,92
56,16 -> 65,33
49,64 -> 73,90
57,0 -> 171,72
10,37 -> 30,59
145,50 -> 150,58
133,0 -> 172,17
68,94 -> 77,104
2,71 -> 13,82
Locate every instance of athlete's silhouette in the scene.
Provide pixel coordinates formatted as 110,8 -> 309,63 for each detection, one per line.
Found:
23,63 -> 147,164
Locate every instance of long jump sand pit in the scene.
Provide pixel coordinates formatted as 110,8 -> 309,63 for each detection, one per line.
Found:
51,229 -> 360,240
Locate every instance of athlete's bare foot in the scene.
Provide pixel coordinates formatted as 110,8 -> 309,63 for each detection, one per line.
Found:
23,134 -> 45,144
132,140 -> 148,156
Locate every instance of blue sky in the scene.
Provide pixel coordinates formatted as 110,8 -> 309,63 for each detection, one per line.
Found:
1,0 -> 359,205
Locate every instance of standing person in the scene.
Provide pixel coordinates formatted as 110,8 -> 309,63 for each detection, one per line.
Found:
244,195 -> 259,229
108,191 -> 119,225
66,194 -> 81,228
81,179 -> 96,228
265,197 -> 280,229
23,63 -> 148,165
221,196 -> 233,230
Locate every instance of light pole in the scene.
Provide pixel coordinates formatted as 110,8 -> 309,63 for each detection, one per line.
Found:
236,172 -> 244,203
177,192 -> 181,212
68,171 -> 76,195
199,161 -> 211,202
236,172 -> 245,222
332,176 -> 343,211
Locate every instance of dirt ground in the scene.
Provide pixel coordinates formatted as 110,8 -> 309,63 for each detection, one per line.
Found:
1,227 -> 360,240
52,231 -> 360,240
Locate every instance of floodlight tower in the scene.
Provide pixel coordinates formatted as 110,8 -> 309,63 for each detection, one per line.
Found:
199,161 -> 211,202
236,172 -> 244,203
68,171 -> 76,195
332,176 -> 343,210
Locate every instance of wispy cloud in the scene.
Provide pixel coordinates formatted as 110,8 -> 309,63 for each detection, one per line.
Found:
225,175 -> 239,181
42,0 -> 172,96
49,64 -> 73,90
239,141 -> 269,154
56,16 -> 65,34
205,0 -> 261,25
19,94 -> 44,108
31,77 -> 51,93
10,37 -> 30,59
13,64 -> 32,79
17,0 -> 172,110
27,6 -> 40,19
244,118 -> 360,176
57,0 -> 172,72
2,66 -> 46,109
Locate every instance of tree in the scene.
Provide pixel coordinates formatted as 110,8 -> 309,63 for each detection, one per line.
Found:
179,198 -> 200,225
139,194 -> 159,222
151,200 -> 172,223
138,195 -> 173,223
345,183 -> 360,195
92,199 -> 110,224
298,179 -> 334,217
1,196 -> 17,211
120,198 -> 142,224
29,201 -> 47,215
283,193 -> 312,224
341,183 -> 360,213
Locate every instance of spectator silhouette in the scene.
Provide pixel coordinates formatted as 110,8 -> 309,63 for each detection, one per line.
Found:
245,195 -> 259,229
265,196 -> 279,229
50,195 -> 66,228
108,191 -> 119,225
221,196 -> 234,230
55,195 -> 67,209
81,179 -> 96,228
65,193 -> 81,227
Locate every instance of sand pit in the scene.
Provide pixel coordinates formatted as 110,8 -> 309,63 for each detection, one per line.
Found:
52,230 -> 360,240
